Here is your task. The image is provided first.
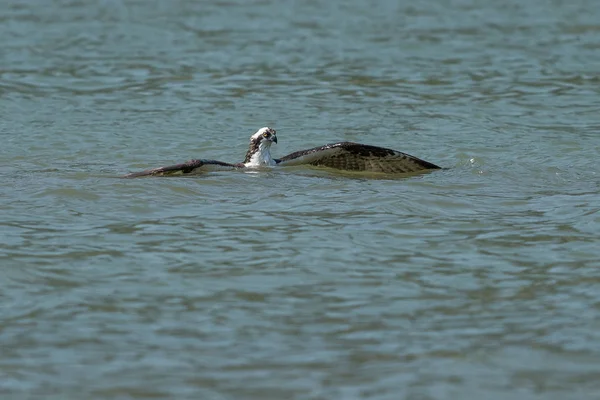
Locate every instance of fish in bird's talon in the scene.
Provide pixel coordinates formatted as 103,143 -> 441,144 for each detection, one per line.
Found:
123,127 -> 441,177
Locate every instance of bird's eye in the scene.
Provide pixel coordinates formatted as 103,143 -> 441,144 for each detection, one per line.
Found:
262,132 -> 269,137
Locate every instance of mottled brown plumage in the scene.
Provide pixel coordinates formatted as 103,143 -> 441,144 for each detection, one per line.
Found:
123,159 -> 241,178
123,127 -> 441,178
275,142 -> 440,173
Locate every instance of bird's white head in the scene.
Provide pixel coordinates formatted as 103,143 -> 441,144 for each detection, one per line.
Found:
243,127 -> 277,167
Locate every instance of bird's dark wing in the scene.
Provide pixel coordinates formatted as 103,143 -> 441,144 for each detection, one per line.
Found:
123,159 -> 242,178
275,142 -> 440,173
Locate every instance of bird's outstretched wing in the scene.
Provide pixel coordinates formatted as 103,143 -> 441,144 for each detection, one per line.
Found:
123,159 -> 242,178
275,142 -> 440,173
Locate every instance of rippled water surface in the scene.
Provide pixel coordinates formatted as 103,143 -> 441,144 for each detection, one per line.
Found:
2,0 -> 600,398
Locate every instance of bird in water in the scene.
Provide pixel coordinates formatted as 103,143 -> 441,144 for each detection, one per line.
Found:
123,127 -> 441,178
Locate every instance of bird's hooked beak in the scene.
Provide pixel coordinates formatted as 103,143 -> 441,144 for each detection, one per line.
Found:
257,127 -> 277,145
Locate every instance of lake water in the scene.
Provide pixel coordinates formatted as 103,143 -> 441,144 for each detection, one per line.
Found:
2,0 -> 600,398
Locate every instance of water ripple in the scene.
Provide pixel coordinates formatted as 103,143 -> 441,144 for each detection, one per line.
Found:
2,0 -> 600,398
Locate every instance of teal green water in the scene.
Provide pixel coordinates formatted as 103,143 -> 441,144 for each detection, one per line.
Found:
2,0 -> 600,398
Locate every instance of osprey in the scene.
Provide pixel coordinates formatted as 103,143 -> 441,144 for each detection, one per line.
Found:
123,127 -> 441,178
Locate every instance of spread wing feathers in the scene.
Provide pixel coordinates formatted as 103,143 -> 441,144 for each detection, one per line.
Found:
275,142 -> 441,173
123,159 -> 241,178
